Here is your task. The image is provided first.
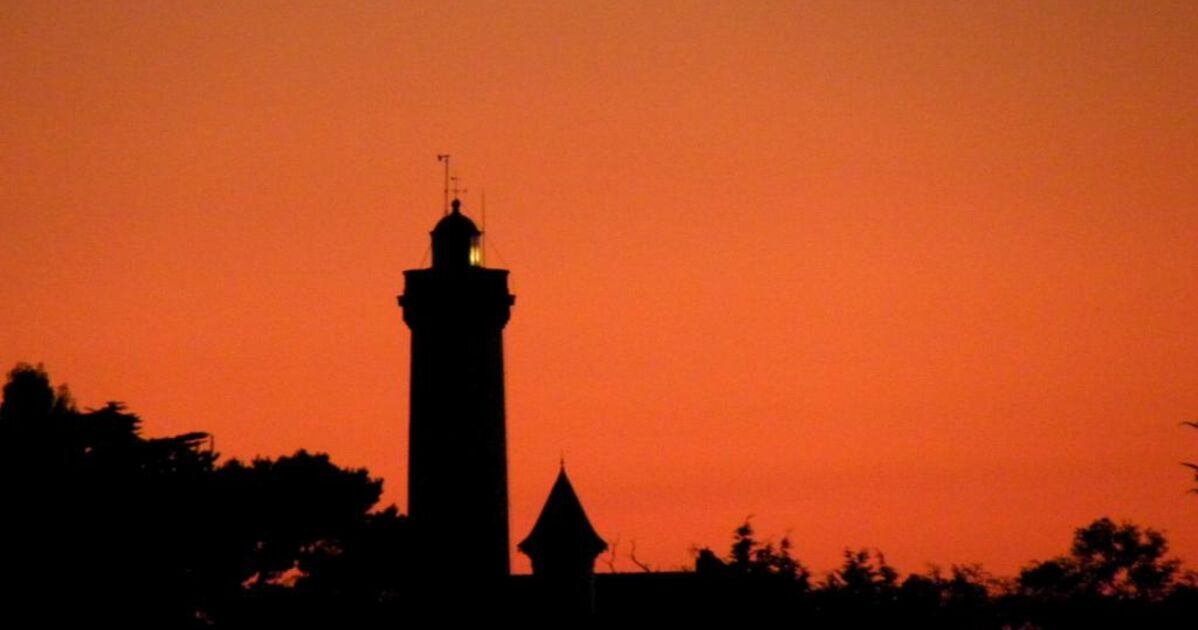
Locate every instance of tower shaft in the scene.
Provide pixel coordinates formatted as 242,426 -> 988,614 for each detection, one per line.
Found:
400,263 -> 514,577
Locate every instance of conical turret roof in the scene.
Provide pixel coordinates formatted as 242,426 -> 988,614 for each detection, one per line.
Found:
518,465 -> 607,560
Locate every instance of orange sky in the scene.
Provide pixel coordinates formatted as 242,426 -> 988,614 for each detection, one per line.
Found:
3,1 -> 1196,576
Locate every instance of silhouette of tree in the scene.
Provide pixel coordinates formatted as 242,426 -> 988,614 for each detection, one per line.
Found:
698,518 -> 810,586
1018,557 -> 1079,600
1019,517 -> 1179,601
1,363 -> 407,627
824,548 -> 899,600
214,450 -> 383,586
806,548 -> 902,625
899,564 -> 991,608
1,364 -> 220,625
0,362 -> 77,470
298,505 -> 413,594
0,362 -> 74,424
729,519 -> 755,570
896,564 -> 994,626
686,519 -> 813,617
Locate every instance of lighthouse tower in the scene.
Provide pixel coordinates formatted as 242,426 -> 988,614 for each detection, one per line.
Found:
399,197 -> 515,577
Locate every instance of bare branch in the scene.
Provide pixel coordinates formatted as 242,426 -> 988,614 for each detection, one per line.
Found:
602,534 -> 621,573
629,539 -> 653,573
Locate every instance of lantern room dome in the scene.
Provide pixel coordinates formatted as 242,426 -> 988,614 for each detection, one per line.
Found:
431,199 -> 481,269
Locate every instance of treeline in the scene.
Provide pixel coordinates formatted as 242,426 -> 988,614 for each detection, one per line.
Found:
675,518 -> 1197,627
3,363 -> 1195,627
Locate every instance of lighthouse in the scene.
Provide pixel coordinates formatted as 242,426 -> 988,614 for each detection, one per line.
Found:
399,196 -> 515,578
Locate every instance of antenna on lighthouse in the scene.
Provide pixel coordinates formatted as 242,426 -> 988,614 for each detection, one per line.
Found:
481,188 -> 487,266
450,174 -> 467,203
437,154 -> 451,215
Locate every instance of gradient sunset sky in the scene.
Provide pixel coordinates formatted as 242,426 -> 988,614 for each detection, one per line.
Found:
3,1 -> 1196,575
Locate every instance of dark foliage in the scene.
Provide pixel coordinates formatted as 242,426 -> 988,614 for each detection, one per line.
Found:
1001,518 -> 1191,628
1018,518 -> 1179,601
1,364 -> 410,628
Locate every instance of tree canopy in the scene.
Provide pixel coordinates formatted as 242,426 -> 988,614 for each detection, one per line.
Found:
1019,517 -> 1180,601
0,363 -> 408,627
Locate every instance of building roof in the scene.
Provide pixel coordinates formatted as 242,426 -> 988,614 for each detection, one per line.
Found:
518,465 -> 607,560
